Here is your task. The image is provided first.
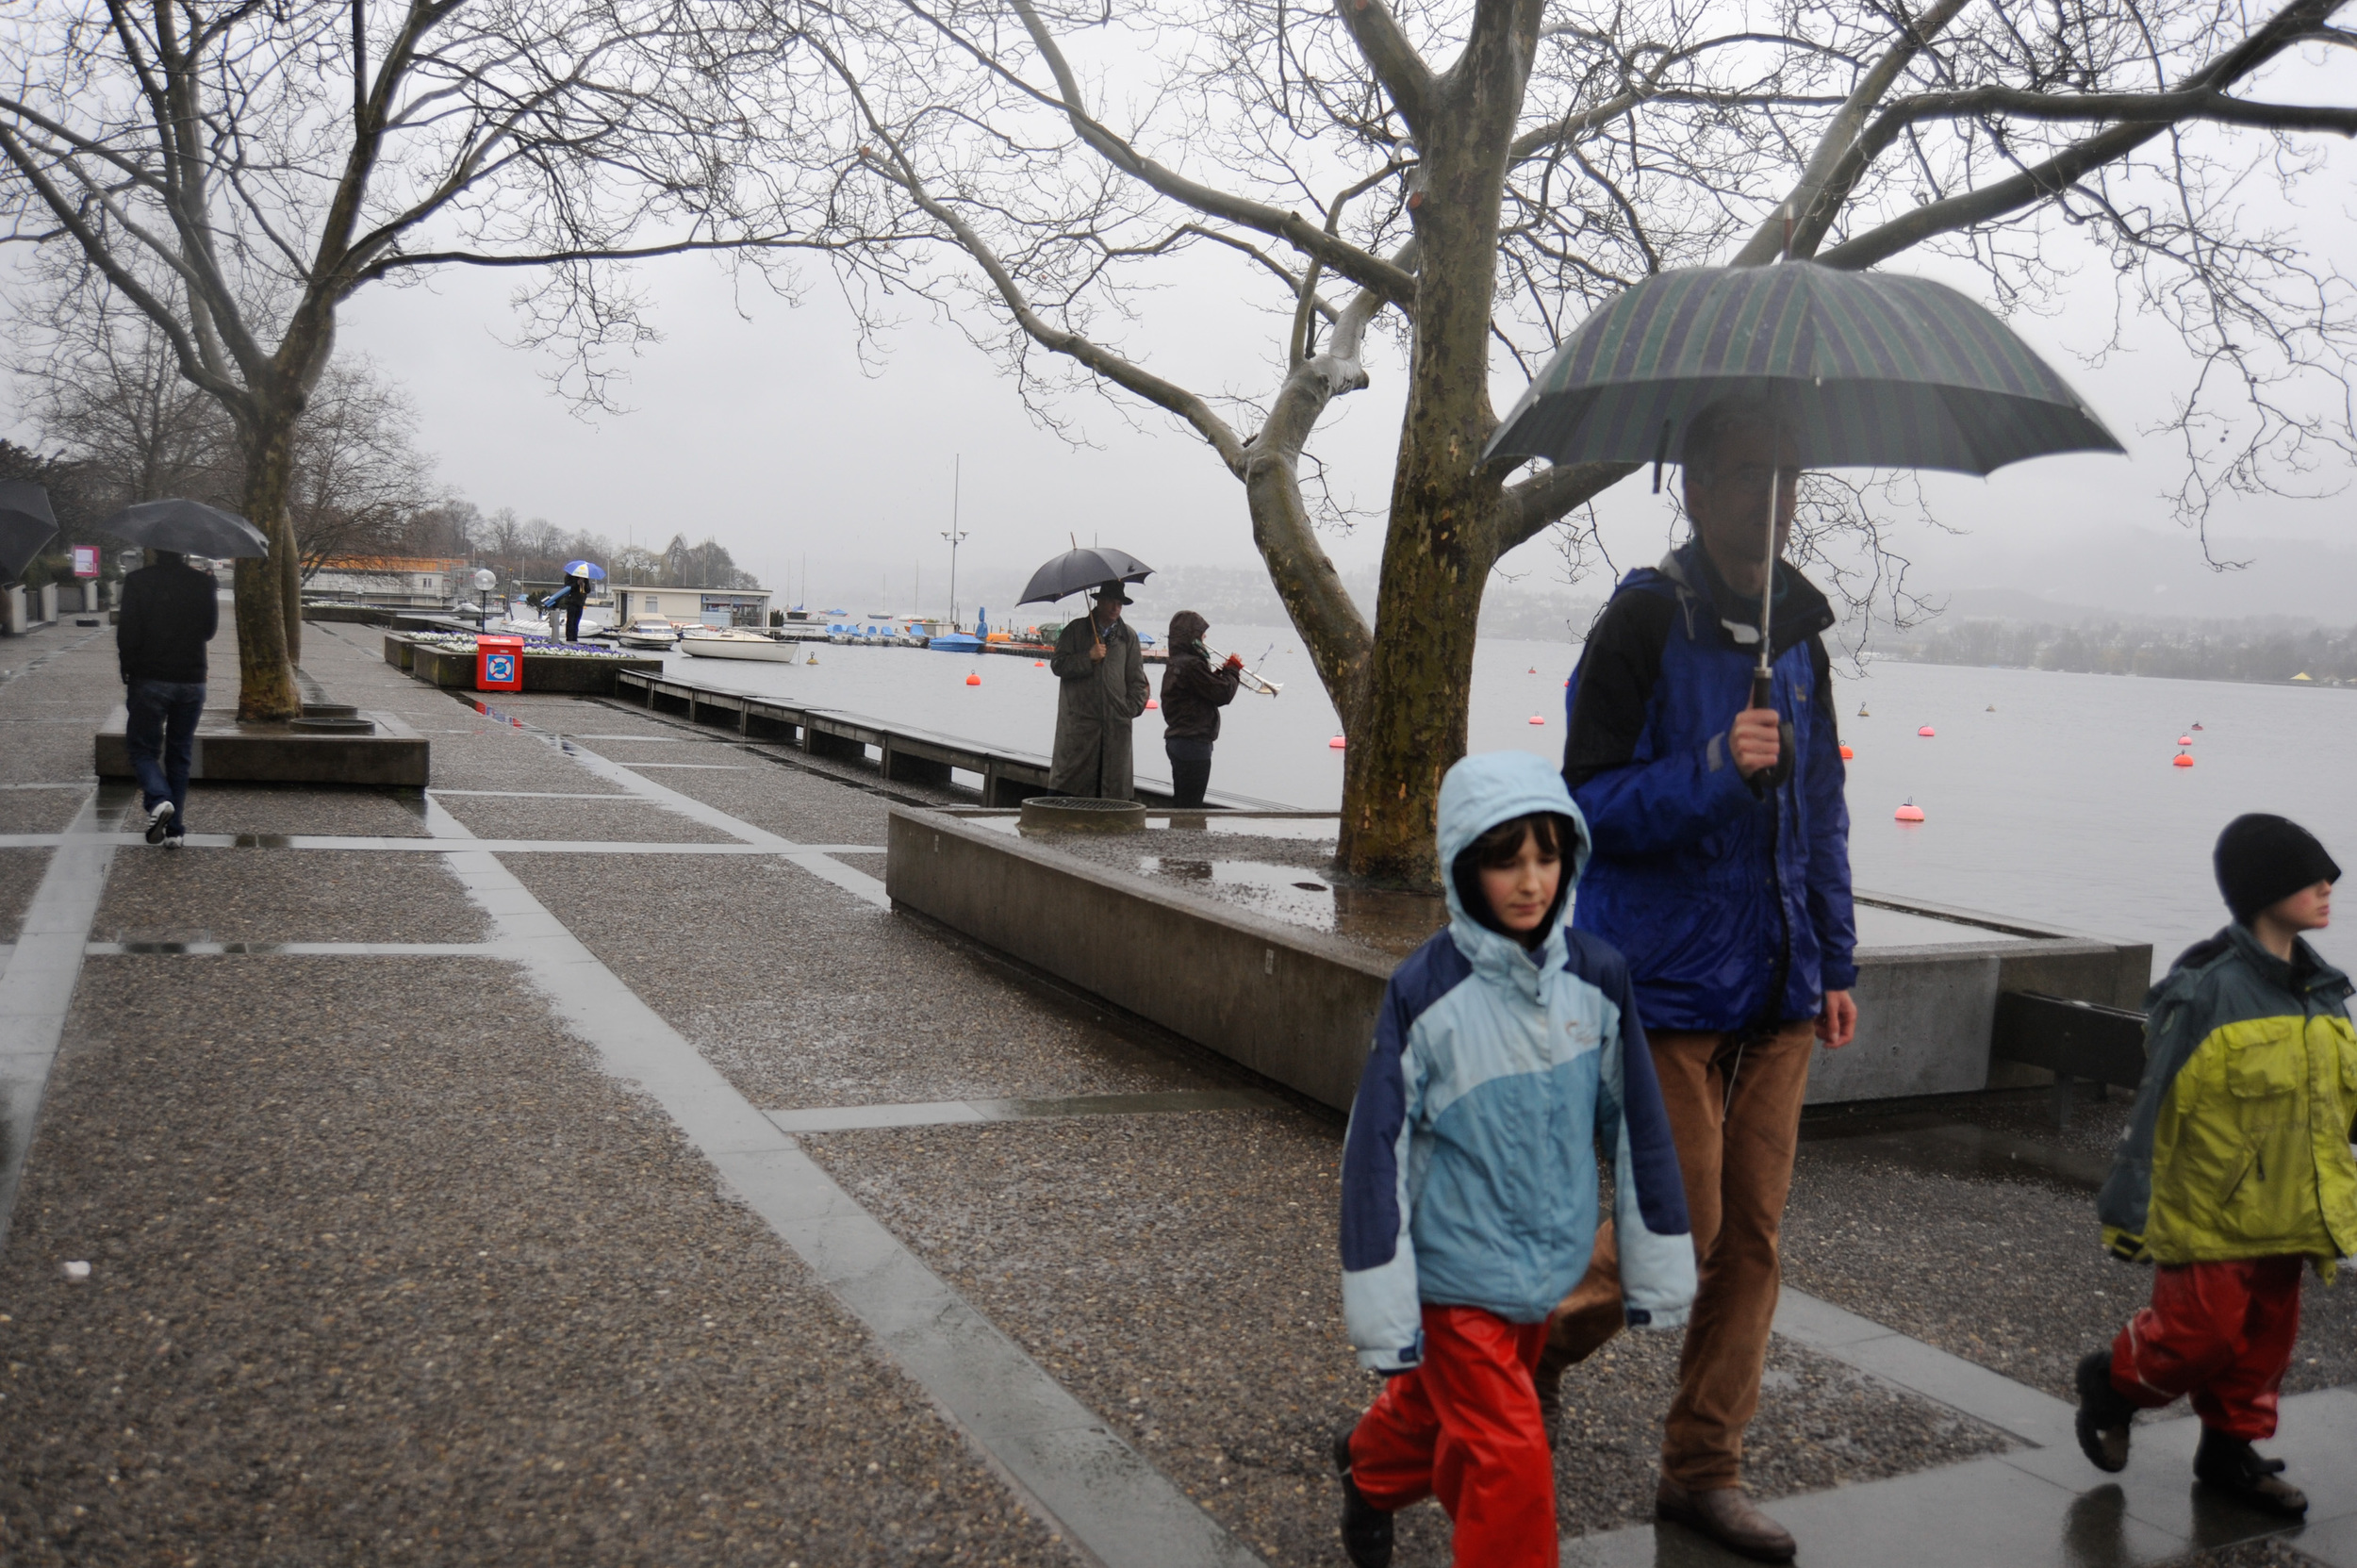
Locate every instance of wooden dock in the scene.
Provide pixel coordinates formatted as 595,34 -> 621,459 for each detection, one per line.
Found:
613,668 -> 1282,808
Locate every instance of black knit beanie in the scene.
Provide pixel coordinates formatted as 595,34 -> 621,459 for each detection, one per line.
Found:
2214,814 -> 2341,924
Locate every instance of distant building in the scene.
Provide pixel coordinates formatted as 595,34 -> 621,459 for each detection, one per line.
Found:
611,584 -> 771,627
305,555 -> 466,607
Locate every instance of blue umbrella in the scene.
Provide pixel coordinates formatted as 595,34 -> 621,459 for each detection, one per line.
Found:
562,559 -> 607,581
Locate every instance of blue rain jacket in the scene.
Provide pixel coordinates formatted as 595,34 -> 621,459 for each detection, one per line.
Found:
1339,752 -> 1695,1373
1563,545 -> 1856,1032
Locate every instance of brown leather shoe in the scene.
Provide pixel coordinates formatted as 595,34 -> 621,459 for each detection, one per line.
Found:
1656,1476 -> 1797,1563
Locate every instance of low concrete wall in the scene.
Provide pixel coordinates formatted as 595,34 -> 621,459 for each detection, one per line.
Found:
97,706 -> 430,788
889,807 -> 1389,1111
888,806 -> 2153,1114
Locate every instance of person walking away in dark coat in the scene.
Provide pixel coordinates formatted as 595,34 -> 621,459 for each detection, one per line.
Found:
117,550 -> 218,848
1048,583 -> 1150,799
2073,815 -> 2353,1517
1335,751 -> 1693,1568
1159,610 -> 1242,808
1540,395 -> 1857,1563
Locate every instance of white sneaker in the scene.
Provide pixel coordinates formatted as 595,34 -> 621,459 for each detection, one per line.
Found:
159,835 -> 182,850
144,800 -> 175,845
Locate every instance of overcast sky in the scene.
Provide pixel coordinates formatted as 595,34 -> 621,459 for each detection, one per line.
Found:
323,173 -> 2357,626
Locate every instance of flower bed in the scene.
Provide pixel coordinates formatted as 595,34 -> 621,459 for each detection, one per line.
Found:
391,633 -> 662,694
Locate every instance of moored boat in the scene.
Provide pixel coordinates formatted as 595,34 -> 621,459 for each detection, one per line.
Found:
680,628 -> 799,662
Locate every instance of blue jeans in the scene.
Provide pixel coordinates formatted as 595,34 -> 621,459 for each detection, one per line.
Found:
125,679 -> 206,834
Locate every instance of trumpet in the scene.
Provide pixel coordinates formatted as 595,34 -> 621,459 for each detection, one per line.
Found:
1203,642 -> 1282,697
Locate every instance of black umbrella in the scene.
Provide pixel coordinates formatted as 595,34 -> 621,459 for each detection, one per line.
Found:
99,499 -> 270,558
0,480 -> 58,582
1016,546 -> 1154,605
1485,261 -> 2121,704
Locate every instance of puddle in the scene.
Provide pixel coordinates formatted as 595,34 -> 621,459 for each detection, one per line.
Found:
1136,855 -> 1444,958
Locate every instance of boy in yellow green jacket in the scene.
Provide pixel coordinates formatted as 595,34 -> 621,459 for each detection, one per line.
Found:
2076,814 -> 2356,1514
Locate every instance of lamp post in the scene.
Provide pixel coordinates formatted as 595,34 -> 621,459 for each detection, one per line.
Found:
473,567 -> 496,625
940,453 -> 969,632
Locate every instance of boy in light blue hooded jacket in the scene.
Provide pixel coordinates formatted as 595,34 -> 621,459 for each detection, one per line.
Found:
1334,751 -> 1695,1567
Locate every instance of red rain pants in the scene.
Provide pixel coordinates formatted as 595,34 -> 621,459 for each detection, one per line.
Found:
2109,1256 -> 2303,1441
1348,1305 -> 1557,1568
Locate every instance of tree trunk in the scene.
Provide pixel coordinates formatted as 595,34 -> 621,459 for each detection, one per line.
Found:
233,407 -> 303,720
1332,2 -> 1538,887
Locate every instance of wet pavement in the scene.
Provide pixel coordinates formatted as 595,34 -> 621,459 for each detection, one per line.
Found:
0,614 -> 2350,1566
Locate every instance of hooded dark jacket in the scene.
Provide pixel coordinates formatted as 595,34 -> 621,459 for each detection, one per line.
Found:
117,559 -> 219,685
1159,611 -> 1241,744
1561,541 -> 1855,1032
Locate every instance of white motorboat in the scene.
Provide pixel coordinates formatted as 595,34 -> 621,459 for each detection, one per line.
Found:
615,617 -> 684,650
680,628 -> 799,663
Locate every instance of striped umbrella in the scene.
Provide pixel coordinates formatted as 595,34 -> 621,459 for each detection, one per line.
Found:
1484,262 -> 2122,476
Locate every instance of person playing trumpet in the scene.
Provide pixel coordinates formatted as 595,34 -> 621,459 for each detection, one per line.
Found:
1159,610 -> 1243,808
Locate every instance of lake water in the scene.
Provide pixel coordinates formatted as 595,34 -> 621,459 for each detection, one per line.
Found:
656,626 -> 2357,982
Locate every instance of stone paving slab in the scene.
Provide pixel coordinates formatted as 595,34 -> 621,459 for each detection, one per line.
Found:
432,793 -> 743,844
500,850 -> 1209,1107
0,954 -> 1076,1566
162,784 -> 435,839
94,849 -> 492,947
0,850 -> 47,944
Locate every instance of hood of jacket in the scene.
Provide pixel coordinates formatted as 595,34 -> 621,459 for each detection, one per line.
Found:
1438,751 -> 1591,982
1656,539 -> 1835,664
1167,610 -> 1209,652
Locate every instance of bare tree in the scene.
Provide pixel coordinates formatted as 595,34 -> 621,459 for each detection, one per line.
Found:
784,0 -> 2357,881
20,302 -> 443,574
0,0 -> 816,717
285,360 -> 439,577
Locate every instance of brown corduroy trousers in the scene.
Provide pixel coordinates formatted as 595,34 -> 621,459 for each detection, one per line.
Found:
1539,1020 -> 1817,1489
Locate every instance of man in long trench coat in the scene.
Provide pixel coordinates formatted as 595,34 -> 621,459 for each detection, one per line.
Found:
1049,582 -> 1150,799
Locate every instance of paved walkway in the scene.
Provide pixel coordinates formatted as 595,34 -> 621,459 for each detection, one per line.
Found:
0,616 -> 2347,1567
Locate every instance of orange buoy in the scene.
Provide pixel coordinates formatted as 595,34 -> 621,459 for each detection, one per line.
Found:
2176,734 -> 2192,746
1917,725 -> 1936,737
2173,752 -> 2195,767
1894,801 -> 1925,822
964,672 -> 981,686
1033,659 -> 1045,668
1839,745 -> 1854,760
1146,698 -> 1159,710
1328,735 -> 1346,750
1528,715 -> 1545,726
1528,667 -> 1538,674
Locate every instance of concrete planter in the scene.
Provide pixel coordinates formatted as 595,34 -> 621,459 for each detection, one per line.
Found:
402,640 -> 659,694
97,705 -> 429,787
887,806 -> 2152,1114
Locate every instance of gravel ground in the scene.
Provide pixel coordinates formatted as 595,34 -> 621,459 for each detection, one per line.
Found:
500,850 -> 1209,1107
433,793 -> 740,844
0,955 -> 1078,1567
171,784 -> 435,839
807,1112 -> 2012,1567
1783,1129 -> 2357,1403
0,848 -> 50,942
0,791 -> 86,834
94,849 -> 492,946
610,754 -> 902,848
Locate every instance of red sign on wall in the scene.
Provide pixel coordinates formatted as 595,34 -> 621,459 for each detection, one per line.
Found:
70,545 -> 99,579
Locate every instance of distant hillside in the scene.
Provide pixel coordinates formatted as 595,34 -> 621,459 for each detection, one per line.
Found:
1881,614 -> 2357,685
